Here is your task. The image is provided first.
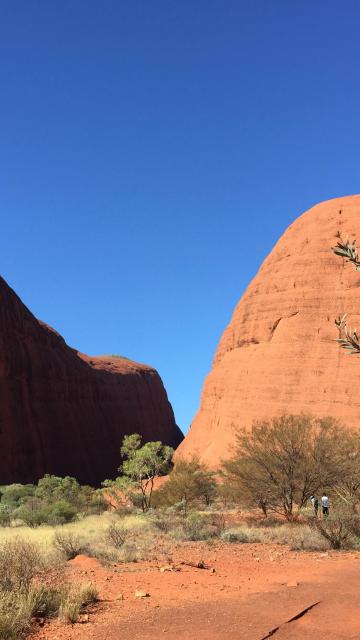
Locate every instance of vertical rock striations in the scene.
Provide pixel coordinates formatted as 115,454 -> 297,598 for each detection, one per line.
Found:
177,195 -> 360,466
0,276 -> 183,485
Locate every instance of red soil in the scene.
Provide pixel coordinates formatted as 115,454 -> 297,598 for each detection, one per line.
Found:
32,542 -> 360,640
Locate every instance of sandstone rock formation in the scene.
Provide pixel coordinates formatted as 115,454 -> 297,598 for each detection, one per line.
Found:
177,195 -> 360,466
0,276 -> 183,485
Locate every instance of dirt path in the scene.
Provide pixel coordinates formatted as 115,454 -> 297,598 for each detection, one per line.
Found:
32,543 -> 360,640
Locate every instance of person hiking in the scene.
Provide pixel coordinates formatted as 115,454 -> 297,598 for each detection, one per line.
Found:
310,495 -> 319,516
321,493 -> 329,516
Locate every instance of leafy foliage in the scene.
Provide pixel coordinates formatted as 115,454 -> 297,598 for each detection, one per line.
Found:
153,458 -> 217,514
0,475 -> 106,527
221,415 -> 345,520
334,315 -> 360,354
331,238 -> 360,270
332,237 -> 360,353
103,434 -> 174,512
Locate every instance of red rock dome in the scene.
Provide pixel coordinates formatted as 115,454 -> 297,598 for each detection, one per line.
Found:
0,276 -> 183,485
176,195 -> 360,466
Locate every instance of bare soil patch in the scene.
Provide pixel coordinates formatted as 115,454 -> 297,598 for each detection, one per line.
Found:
31,541 -> 360,640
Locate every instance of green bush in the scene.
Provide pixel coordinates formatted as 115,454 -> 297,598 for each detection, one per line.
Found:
0,508 -> 10,528
153,458 -> 217,514
0,484 -> 35,509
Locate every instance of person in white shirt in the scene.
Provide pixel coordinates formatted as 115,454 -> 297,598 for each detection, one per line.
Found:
321,494 -> 329,516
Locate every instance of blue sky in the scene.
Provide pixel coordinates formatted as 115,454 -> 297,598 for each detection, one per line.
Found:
1,1 -> 360,434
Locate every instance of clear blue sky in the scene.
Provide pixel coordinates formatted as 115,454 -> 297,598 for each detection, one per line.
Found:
1,1 -> 360,434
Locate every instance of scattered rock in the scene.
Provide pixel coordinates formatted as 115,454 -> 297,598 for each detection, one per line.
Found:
78,614 -> 89,624
135,590 -> 150,598
180,560 -> 209,570
159,564 -> 180,573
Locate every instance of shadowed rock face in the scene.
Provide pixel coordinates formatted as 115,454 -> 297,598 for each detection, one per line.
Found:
0,277 -> 183,485
177,195 -> 360,466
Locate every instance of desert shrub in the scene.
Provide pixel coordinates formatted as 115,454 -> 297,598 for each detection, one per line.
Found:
0,508 -> 10,528
119,542 -> 138,563
114,506 -> 137,518
78,582 -> 99,605
287,526 -> 329,551
59,581 -> 99,624
210,513 -> 227,536
153,458 -> 217,514
59,595 -> 80,624
0,483 -> 35,509
170,512 -> 214,541
53,531 -> 87,560
27,583 -> 70,618
151,512 -> 175,532
13,499 -> 48,527
0,590 -> 32,640
221,415 -> 345,520
35,475 -> 83,507
149,504 -> 185,533
222,530 -> 250,543
46,500 -> 78,525
309,513 -> 355,549
254,516 -> 285,528
0,539 -> 43,591
0,542 -> 72,638
84,489 -> 108,515
105,523 -> 127,548
14,497 -> 78,527
0,477 -> 107,526
86,545 -> 119,565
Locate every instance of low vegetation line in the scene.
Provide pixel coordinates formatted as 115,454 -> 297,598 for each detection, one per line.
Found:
1,417 -> 360,637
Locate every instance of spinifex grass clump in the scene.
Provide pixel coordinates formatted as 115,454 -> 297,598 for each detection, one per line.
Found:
0,537 -> 99,637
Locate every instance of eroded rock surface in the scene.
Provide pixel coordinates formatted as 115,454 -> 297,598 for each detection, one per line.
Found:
177,195 -> 360,465
0,276 -> 182,484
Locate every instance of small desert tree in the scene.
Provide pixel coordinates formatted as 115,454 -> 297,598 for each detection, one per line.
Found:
222,414 -> 343,520
154,458 -> 217,514
115,434 -> 174,512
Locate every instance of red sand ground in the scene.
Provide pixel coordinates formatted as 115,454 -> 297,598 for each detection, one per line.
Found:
32,542 -> 360,640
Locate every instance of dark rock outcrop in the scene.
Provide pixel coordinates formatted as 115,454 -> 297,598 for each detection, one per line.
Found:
0,276 -> 182,485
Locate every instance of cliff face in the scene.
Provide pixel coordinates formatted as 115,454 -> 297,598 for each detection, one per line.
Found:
177,195 -> 360,466
0,276 -> 183,485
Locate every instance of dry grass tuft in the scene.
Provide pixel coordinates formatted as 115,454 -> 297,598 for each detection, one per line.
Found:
78,582 -> 99,606
53,531 -> 87,560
